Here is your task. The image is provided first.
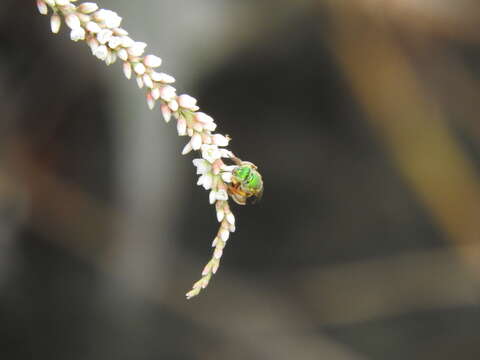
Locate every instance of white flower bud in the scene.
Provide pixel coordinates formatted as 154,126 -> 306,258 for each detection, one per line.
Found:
55,0 -> 69,6
78,2 -> 99,14
168,100 -> 179,112
203,122 -> 217,132
144,55 -> 162,68
143,74 -> 153,88
195,112 -> 214,124
44,0 -> 55,6
219,229 -> 230,242
97,29 -> 113,44
177,118 -> 187,136
151,87 -> 160,100
209,190 -> 217,204
212,134 -> 229,146
133,62 -> 145,75
93,45 -> 108,60
178,94 -> 197,110
94,9 -> 122,29
216,209 -> 224,222
214,248 -> 223,259
159,85 -> 176,102
86,21 -> 101,33
181,141 -> 192,155
136,76 -> 143,88
221,172 -> 232,183
50,14 -> 61,34
70,27 -> 85,41
117,48 -> 128,61
65,13 -> 81,29
150,72 -> 175,84
108,36 -> 122,49
226,213 -> 235,225
191,133 -> 202,151
128,42 -> 147,57
200,174 -> 213,190
216,189 -> 229,201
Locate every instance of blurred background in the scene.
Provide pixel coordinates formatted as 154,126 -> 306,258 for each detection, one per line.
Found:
1,1 -> 480,359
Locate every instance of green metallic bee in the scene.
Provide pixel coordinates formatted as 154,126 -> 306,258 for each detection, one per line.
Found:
228,158 -> 264,205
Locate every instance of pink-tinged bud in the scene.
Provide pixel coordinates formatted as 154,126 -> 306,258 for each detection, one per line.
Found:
65,14 -> 81,30
212,134 -> 229,146
87,37 -> 99,53
78,2 -> 99,14
136,76 -> 144,88
37,0 -> 48,15
133,62 -> 146,75
144,55 -> 162,68
93,45 -> 109,61
50,14 -> 61,34
181,141 -> 192,155
214,248 -> 223,259
219,229 -> 229,242
146,93 -> 155,110
86,21 -> 101,34
195,112 -> 214,124
159,85 -> 176,102
122,62 -> 132,79
143,74 -> 153,88
168,100 -> 179,112
191,133 -> 202,150
177,118 -> 187,136
151,87 -> 160,100
212,159 -> 223,175
117,48 -> 128,61
70,27 -> 86,42
150,72 -> 175,84
161,104 -> 171,123
178,94 -> 197,110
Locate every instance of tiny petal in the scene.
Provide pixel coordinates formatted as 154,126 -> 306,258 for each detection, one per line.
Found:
151,87 -> 160,100
144,55 -> 162,68
209,190 -> 217,204
55,0 -> 69,5
122,62 -> 132,79
212,134 -> 229,146
37,0 -> 48,15
50,14 -> 61,34
201,173 -> 213,190
226,213 -> 235,225
78,2 -> 99,14
94,9 -> 122,29
193,122 -> 204,132
181,141 -> 192,155
128,41 -> 147,57
212,237 -> 218,247
214,248 -> 223,259
120,36 -> 134,48
191,133 -> 202,151
177,118 -> 187,136
221,172 -> 232,183
219,229 -> 230,242
136,76 -> 144,88
216,189 -> 229,201
108,36 -> 122,49
216,209 -> 224,222
65,14 -> 81,30
201,144 -> 221,163
161,104 -> 171,123
193,159 -> 211,174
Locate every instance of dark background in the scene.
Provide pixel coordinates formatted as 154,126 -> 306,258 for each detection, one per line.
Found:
1,1 -> 480,359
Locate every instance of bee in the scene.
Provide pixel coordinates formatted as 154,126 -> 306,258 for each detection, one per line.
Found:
227,158 -> 263,205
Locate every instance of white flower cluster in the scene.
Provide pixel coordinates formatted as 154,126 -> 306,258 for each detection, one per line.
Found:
36,0 -> 246,299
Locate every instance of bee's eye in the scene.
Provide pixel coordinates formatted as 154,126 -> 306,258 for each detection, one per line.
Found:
235,166 -> 251,181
